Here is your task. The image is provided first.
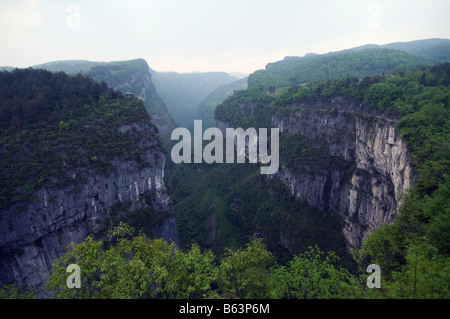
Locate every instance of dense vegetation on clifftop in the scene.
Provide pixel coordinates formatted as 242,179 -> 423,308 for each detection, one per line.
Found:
0,68 -> 163,211
32,59 -> 176,134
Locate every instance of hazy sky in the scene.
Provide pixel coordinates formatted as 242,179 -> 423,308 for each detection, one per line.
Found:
1,0 -> 450,74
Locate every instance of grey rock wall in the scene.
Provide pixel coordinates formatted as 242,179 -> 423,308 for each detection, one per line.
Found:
272,99 -> 414,250
0,122 -> 177,294
216,97 -> 414,251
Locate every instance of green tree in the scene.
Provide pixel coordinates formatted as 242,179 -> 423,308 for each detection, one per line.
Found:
270,246 -> 368,299
59,120 -> 69,131
217,237 -> 275,299
45,222 -> 175,299
384,242 -> 450,298
424,176 -> 450,256
46,235 -> 103,298
161,243 -> 217,299
0,284 -> 36,299
99,234 -> 174,299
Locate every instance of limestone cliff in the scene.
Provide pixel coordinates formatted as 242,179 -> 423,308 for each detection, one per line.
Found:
272,98 -> 414,250
216,97 -> 415,251
0,121 -> 178,294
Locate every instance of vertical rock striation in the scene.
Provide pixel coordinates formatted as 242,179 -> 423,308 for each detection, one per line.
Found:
0,122 -> 177,294
272,99 -> 415,250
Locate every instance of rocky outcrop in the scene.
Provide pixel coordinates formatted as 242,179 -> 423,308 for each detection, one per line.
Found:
0,122 -> 178,294
272,98 -> 415,250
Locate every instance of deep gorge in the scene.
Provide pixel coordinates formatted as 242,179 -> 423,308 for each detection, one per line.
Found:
1,44 -> 449,298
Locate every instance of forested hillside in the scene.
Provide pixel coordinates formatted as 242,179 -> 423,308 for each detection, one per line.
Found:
356,38 -> 450,61
197,77 -> 248,128
248,48 -> 438,90
215,62 -> 450,298
34,59 -> 170,117
170,163 -> 348,264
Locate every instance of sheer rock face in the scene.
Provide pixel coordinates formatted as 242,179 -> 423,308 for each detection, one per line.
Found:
217,98 -> 414,251
271,99 -> 414,250
0,122 -> 178,293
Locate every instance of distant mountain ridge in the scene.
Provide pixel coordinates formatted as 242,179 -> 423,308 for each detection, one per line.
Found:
197,77 -> 248,128
348,38 -> 450,61
149,70 -> 239,130
32,60 -> 102,75
248,38 -> 450,89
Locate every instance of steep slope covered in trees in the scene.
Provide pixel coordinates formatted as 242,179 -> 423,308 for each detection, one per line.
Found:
248,39 -> 450,90
33,59 -> 177,144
